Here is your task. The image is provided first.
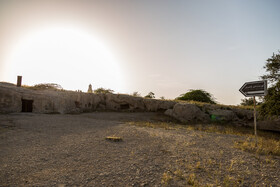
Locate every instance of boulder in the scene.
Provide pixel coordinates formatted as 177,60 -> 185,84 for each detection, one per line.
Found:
258,117 -> 280,132
143,99 -> 176,112
105,94 -> 145,111
0,84 -> 22,113
231,108 -> 254,121
158,100 -> 176,111
164,103 -> 210,123
208,109 -> 238,122
164,109 -> 173,116
143,99 -> 159,111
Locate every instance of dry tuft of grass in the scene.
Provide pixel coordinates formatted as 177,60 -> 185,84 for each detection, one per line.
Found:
234,136 -> 280,156
161,171 -> 173,185
161,170 -> 201,186
187,173 -> 197,186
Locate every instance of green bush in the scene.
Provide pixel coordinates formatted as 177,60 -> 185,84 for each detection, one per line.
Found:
176,89 -> 216,104
28,83 -> 63,90
240,98 -> 261,106
259,81 -> 280,117
94,87 -> 114,94
259,51 -> 280,118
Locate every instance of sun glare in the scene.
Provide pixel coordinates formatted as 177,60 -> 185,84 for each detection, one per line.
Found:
5,26 -> 124,92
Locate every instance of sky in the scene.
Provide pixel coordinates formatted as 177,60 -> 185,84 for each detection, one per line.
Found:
0,0 -> 279,105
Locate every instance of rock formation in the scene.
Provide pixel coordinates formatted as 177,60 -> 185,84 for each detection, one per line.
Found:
1,82 -> 279,132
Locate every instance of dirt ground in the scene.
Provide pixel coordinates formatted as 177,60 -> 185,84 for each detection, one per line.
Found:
0,112 -> 279,186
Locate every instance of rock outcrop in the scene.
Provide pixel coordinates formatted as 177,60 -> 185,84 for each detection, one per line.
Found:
1,82 -> 279,132
164,103 -> 209,123
208,109 -> 238,122
258,117 -> 280,132
0,82 -> 176,114
231,108 -> 254,121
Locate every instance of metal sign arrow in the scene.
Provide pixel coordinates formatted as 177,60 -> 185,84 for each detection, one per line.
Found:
239,80 -> 267,97
239,80 -> 268,142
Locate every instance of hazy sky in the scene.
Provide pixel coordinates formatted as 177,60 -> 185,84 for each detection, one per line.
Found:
0,0 -> 279,105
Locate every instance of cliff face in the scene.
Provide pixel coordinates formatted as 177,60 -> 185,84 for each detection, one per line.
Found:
1,82 -> 279,132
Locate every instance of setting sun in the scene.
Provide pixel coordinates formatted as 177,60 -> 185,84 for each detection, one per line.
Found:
1,1 -> 280,186
4,26 -> 124,92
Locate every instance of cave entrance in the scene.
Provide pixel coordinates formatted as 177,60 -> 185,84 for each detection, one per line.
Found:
120,104 -> 130,110
22,99 -> 33,112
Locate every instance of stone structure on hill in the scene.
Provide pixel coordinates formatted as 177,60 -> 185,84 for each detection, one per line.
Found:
87,84 -> 93,93
0,82 -> 279,132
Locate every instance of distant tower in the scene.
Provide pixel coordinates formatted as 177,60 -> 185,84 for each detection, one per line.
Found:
87,84 -> 93,93
17,76 -> 22,87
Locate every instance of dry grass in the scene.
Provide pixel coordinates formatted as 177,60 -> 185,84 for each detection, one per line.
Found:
126,121 -> 183,130
161,171 -> 173,185
161,170 -> 201,186
127,121 -> 280,156
127,119 -> 279,185
234,136 -> 280,156
160,160 -> 244,186
175,100 -> 255,110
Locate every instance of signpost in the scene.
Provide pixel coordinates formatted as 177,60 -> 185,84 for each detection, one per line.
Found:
239,80 -> 267,142
239,80 -> 267,97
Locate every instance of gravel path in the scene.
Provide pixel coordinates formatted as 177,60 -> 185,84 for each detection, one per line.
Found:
0,112 -> 279,186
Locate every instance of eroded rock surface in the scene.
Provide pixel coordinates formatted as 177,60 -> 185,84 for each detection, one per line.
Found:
1,82 -> 279,132
208,109 -> 238,122
164,103 -> 209,123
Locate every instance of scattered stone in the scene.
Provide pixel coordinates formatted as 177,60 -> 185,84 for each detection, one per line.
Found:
105,136 -> 123,142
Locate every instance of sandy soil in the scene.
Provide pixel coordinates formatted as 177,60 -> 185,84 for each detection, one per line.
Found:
0,112 -> 279,186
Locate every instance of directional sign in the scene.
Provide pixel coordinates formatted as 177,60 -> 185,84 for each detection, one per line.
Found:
239,80 -> 267,97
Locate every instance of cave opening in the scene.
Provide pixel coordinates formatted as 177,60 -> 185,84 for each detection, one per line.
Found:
22,99 -> 33,112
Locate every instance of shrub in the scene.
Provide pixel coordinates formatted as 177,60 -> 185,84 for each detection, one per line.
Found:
240,98 -> 261,106
29,83 -> 63,90
144,92 -> 155,99
176,89 -> 216,104
93,87 -> 114,94
259,51 -> 280,118
259,81 -> 280,117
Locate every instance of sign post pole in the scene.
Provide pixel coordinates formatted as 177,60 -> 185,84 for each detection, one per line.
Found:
253,96 -> 257,145
239,80 -> 267,146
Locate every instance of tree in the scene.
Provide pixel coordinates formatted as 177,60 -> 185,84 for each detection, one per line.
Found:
176,89 -> 216,104
259,81 -> 280,117
261,51 -> 280,84
145,92 -> 155,99
240,98 -> 254,106
94,87 -> 114,94
259,51 -> 280,117
240,98 -> 261,106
